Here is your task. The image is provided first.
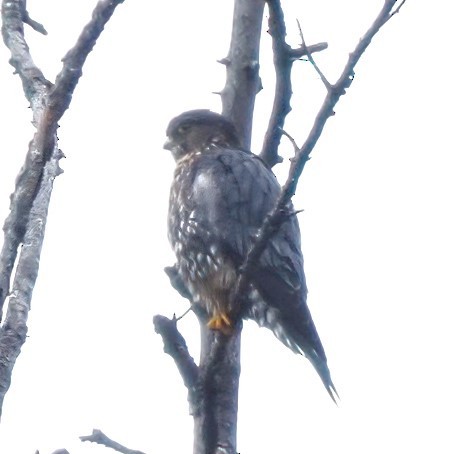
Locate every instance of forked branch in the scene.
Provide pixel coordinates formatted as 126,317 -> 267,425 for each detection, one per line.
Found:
80,429 -> 147,454
261,0 -> 328,168
0,0 -> 124,419
236,0 -> 407,307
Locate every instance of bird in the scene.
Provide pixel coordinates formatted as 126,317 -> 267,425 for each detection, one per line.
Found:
164,109 -> 338,402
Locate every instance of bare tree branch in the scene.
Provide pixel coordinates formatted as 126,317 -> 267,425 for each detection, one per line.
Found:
281,128 -> 300,154
80,429 -> 147,454
0,0 -> 125,419
193,323 -> 241,454
220,0 -> 265,149
1,0 -> 50,105
260,0 -> 328,168
0,0 -> 51,317
0,144 -> 62,417
260,0 -> 291,168
236,0 -> 407,315
47,0 -> 125,126
22,8 -> 47,35
154,297 -> 241,454
164,265 -> 192,301
153,315 -> 199,390
288,41 -> 327,60
386,0 -> 407,22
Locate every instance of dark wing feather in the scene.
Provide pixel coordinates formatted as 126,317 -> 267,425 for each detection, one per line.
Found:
190,147 -> 337,401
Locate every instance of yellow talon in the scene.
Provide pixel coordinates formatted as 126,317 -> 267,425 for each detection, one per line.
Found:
207,313 -> 232,334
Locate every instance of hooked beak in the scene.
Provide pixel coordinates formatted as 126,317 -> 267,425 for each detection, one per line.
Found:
163,138 -> 173,151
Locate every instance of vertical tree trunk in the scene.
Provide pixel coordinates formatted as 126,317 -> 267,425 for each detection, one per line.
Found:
221,0 -> 265,150
189,2 -> 265,453
190,2 -> 265,452
193,323 -> 242,454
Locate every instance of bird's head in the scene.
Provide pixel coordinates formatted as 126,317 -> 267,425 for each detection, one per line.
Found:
164,110 -> 241,160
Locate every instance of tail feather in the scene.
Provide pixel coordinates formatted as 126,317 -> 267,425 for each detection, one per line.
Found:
247,294 -> 338,403
304,348 -> 339,404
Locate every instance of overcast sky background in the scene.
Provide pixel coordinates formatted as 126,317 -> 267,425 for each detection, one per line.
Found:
0,1 -> 453,453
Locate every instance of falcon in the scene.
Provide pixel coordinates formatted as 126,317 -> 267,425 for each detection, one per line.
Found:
164,109 -> 337,401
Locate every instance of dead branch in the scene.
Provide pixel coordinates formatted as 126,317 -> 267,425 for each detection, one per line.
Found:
153,315 -> 199,390
154,305 -> 241,454
164,265 -> 192,301
22,8 -> 47,35
260,0 -> 328,168
236,0 -> 407,314
0,0 -> 124,419
0,0 -> 51,319
193,323 -> 242,454
46,0 -> 125,126
283,0 -> 406,199
80,429 -> 147,454
220,0 -> 265,150
297,20 -> 331,90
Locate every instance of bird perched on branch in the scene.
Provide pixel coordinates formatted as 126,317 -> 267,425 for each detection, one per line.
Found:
164,109 -> 337,402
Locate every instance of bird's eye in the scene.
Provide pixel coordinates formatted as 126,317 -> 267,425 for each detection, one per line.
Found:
178,124 -> 190,134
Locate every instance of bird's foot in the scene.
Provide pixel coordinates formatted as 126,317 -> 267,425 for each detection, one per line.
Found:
207,313 -> 232,334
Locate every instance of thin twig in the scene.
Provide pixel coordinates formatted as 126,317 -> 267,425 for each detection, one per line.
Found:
387,0 -> 407,22
22,9 -> 47,35
297,19 -> 332,90
175,305 -> 193,322
280,128 -> 300,155
282,0 -> 407,201
80,429 -> 147,454
289,41 -> 328,59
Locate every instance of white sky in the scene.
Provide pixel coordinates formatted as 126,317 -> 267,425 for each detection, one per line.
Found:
0,1 -> 453,453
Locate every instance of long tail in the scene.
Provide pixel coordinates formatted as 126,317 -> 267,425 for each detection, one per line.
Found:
304,347 -> 339,404
247,297 -> 339,403
281,326 -> 339,404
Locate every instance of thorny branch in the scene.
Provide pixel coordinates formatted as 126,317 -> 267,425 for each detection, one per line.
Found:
0,0 -> 51,319
80,429 -> 147,454
0,0 -> 124,419
236,0 -> 407,315
261,0 -> 328,168
220,0 -> 264,150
